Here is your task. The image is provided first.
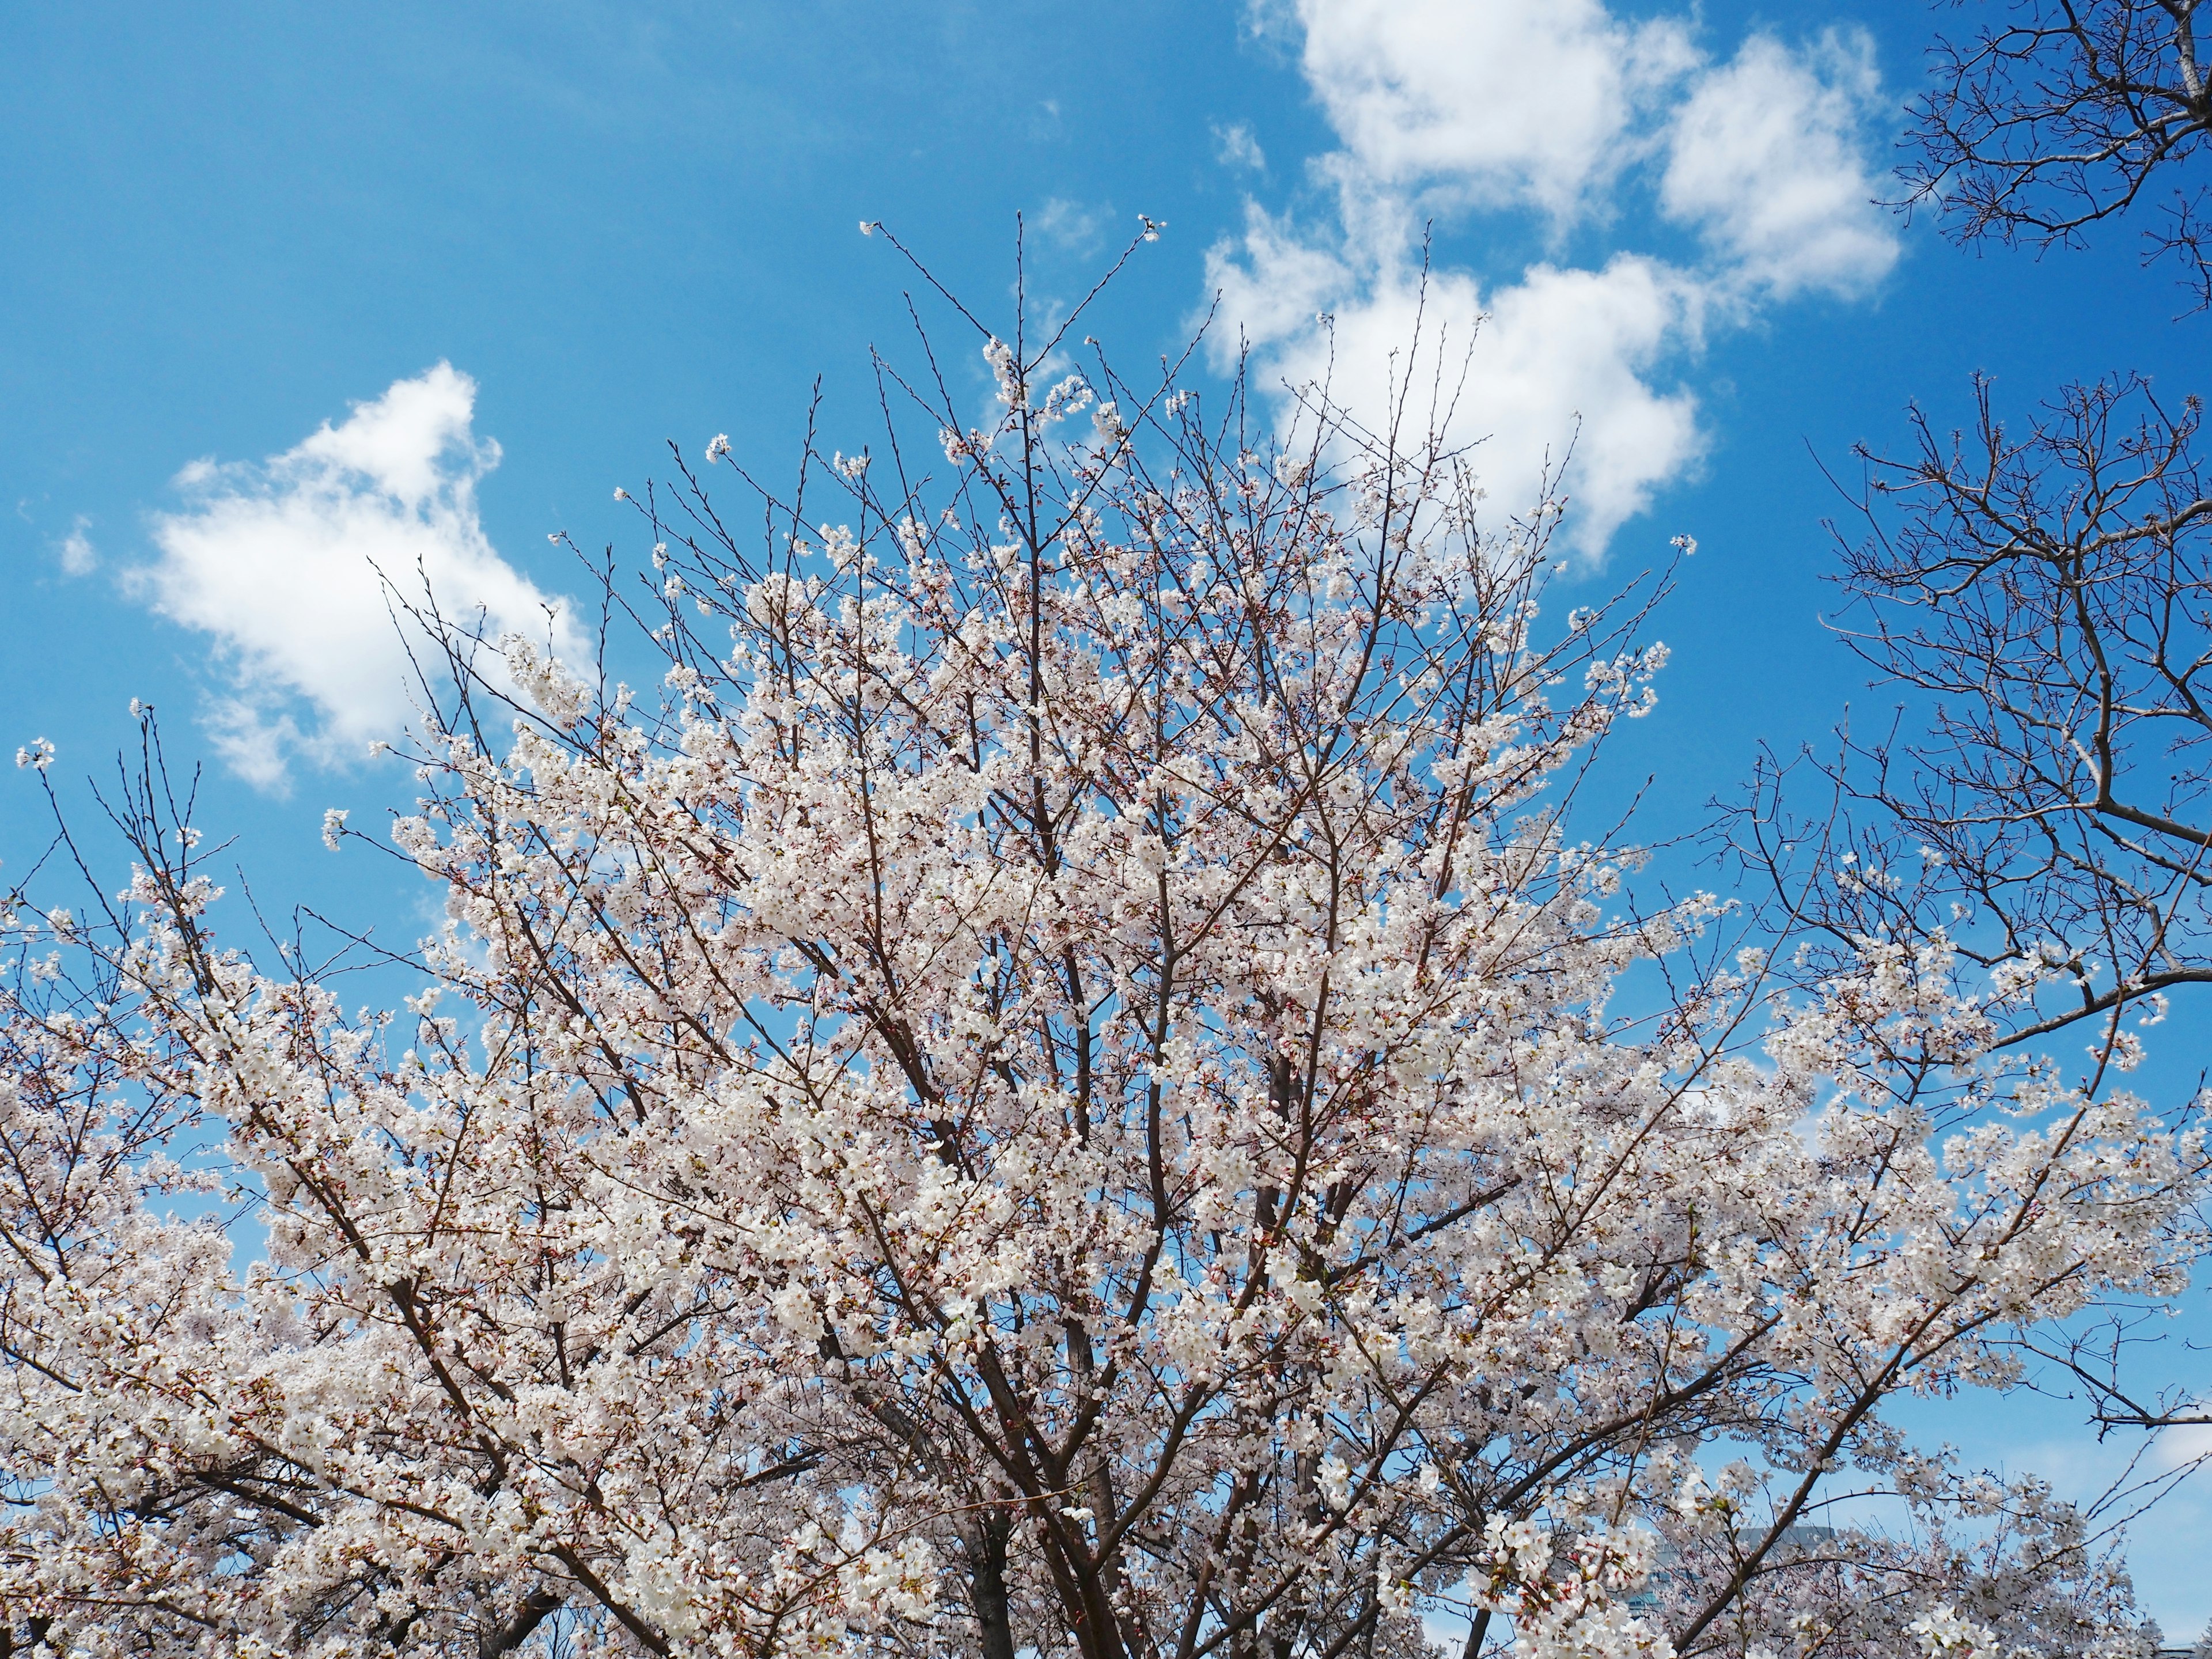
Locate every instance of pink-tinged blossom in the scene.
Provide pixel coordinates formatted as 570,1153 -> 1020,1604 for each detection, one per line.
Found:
0,318 -> 2198,1659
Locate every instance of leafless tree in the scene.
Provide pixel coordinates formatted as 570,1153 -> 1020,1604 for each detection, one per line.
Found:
1747,373 -> 2212,1058
1901,0 -> 2212,309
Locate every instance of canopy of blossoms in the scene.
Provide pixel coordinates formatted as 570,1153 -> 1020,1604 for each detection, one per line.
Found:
2,272 -> 2202,1658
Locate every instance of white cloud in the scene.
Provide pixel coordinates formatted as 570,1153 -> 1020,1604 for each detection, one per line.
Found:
1290,0 -> 1697,224
58,516 -> 96,576
1208,202 -> 1351,346
1214,121 -> 1267,173
139,364 -> 582,792
1210,219 -> 1705,556
1209,1 -> 1899,561
1660,31 -> 1898,299
1035,196 -> 1106,255
2155,1421 -> 2212,1472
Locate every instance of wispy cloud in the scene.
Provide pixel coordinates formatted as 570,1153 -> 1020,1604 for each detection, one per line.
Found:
58,516 -> 97,576
138,365 -> 581,792
1034,196 -> 1107,255
2154,1421 -> 2212,1472
1213,121 -> 1267,173
1209,0 -> 1900,560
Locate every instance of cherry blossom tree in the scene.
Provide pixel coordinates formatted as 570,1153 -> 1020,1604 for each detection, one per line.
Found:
2,238 -> 2205,1658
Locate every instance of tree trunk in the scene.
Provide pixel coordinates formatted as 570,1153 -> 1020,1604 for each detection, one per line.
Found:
966,1510 -> 1019,1659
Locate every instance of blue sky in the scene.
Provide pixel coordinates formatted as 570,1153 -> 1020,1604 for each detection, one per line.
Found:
5,0 -> 2208,1635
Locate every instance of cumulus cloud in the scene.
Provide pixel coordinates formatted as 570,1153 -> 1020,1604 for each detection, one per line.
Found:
1209,220 -> 1705,555
1209,0 -> 1900,560
139,364 -> 581,792
1289,0 -> 1696,224
1660,31 -> 1898,299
